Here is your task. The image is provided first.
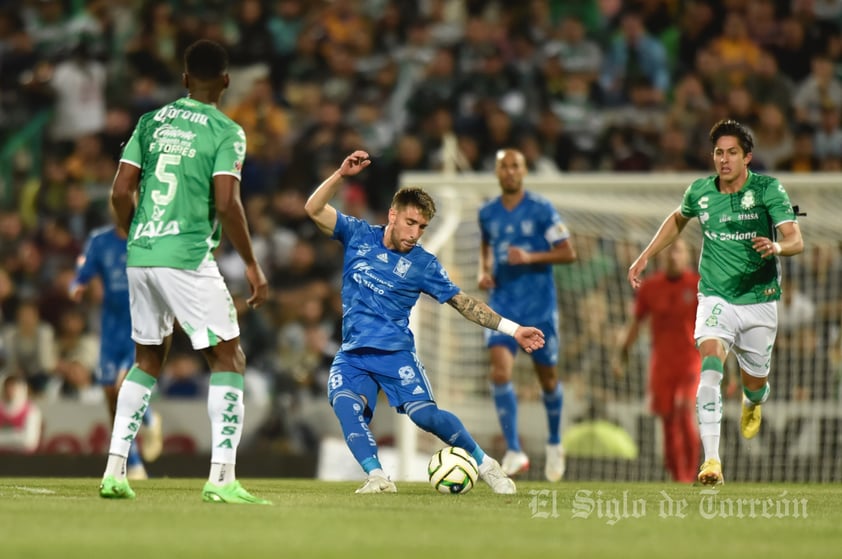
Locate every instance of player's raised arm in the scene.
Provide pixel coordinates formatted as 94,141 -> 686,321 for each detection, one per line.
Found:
305,150 -> 371,236
628,208 -> 690,289
446,291 -> 545,353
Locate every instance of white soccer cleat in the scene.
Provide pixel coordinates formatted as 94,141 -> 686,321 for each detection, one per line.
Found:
544,443 -> 566,482
479,457 -> 517,494
355,474 -> 397,494
500,450 -> 530,476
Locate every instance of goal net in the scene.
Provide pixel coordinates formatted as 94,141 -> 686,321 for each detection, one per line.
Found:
399,171 -> 842,483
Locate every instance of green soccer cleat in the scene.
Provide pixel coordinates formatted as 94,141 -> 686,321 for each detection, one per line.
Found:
99,476 -> 136,499
202,480 -> 272,505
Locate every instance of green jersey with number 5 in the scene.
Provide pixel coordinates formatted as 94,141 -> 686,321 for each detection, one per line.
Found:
120,97 -> 246,269
679,170 -> 798,304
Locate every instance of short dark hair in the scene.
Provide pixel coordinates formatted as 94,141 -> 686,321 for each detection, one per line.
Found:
184,39 -> 228,80
392,187 -> 436,221
709,119 -> 754,154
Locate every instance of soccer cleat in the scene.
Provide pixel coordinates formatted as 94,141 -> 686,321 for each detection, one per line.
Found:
202,480 -> 272,504
545,443 -> 566,482
500,450 -> 530,476
697,458 -> 724,486
127,464 -> 149,481
140,411 -> 164,462
479,457 -> 517,494
355,474 -> 397,494
99,476 -> 136,499
741,400 -> 762,439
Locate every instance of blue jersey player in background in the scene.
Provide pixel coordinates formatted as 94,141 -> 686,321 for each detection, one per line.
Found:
478,149 -> 577,482
70,225 -> 163,479
305,150 -> 547,494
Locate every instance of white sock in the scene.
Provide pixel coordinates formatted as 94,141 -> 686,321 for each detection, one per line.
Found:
209,462 -> 236,485
697,369 -> 723,461
207,375 -> 245,469
104,453 -> 128,480
368,468 -> 386,478
108,378 -> 153,460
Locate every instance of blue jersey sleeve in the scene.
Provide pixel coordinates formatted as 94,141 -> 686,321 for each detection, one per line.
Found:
73,234 -> 101,286
422,257 -> 461,304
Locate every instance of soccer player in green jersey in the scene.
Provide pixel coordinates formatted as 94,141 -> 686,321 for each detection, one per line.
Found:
99,39 -> 271,504
627,120 -> 803,485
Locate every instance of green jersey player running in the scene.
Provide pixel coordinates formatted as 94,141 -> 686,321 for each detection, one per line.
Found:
627,119 -> 803,486
100,39 -> 270,504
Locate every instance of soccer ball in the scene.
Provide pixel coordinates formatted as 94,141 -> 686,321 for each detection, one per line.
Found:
427,446 -> 479,494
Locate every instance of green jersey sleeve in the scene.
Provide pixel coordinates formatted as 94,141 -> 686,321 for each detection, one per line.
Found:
213,125 -> 246,179
679,179 -> 706,219
763,180 -> 798,226
120,122 -> 144,167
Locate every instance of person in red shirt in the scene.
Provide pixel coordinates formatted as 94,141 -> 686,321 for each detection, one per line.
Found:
616,237 -> 700,482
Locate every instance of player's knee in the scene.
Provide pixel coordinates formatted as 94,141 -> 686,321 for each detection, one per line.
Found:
331,391 -> 366,419
405,401 -> 440,431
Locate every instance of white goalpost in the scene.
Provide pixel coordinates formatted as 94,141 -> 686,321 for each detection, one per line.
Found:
399,171 -> 842,482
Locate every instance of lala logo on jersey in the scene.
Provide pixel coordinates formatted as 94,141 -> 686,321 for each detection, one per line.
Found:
393,256 -> 412,278
356,244 -> 373,257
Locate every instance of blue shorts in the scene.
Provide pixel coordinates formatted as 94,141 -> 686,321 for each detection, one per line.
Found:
484,318 -> 559,366
97,341 -> 135,386
327,349 -> 436,414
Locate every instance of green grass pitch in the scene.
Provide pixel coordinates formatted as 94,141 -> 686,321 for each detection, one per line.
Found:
1,479 -> 841,558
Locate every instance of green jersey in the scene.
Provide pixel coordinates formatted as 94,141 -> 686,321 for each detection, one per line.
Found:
120,97 -> 246,269
680,171 -> 797,304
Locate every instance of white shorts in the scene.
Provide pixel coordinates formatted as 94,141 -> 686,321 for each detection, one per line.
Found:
694,294 -> 777,378
128,262 -> 239,350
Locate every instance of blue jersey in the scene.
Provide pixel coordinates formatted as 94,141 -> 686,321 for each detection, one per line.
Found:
333,212 -> 461,352
72,225 -> 134,383
478,191 -> 570,324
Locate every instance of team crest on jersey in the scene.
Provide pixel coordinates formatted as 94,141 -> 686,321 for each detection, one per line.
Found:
394,256 -> 412,278
741,191 -> 755,210
356,244 -> 373,257
521,220 -> 534,236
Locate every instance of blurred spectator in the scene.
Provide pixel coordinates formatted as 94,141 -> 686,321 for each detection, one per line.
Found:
1,298 -> 56,395
599,8 -> 670,106
814,103 -> 842,160
752,103 -> 795,170
709,11 -> 761,87
793,53 -> 842,127
44,306 -> 99,402
0,374 -> 42,453
778,124 -> 822,172
745,50 -> 796,117
45,37 -> 107,150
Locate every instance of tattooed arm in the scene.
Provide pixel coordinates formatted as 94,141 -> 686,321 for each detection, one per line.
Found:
447,292 -> 545,353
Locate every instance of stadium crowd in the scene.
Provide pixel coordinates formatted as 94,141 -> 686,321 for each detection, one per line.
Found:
1,0 -> 842,455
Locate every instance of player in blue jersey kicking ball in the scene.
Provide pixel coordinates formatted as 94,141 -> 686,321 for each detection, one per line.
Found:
306,150 -> 546,494
478,148 -> 577,481
71,225 -> 164,480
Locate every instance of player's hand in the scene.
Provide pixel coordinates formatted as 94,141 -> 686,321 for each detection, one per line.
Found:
245,263 -> 269,309
507,246 -> 531,265
628,256 -> 648,289
478,272 -> 495,290
338,150 -> 371,178
752,236 -> 779,259
515,326 -> 545,354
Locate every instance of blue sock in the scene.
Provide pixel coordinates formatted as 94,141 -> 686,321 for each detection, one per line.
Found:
126,441 -> 143,468
492,382 -> 520,451
544,382 -> 563,445
405,401 -> 486,464
332,390 -> 381,474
